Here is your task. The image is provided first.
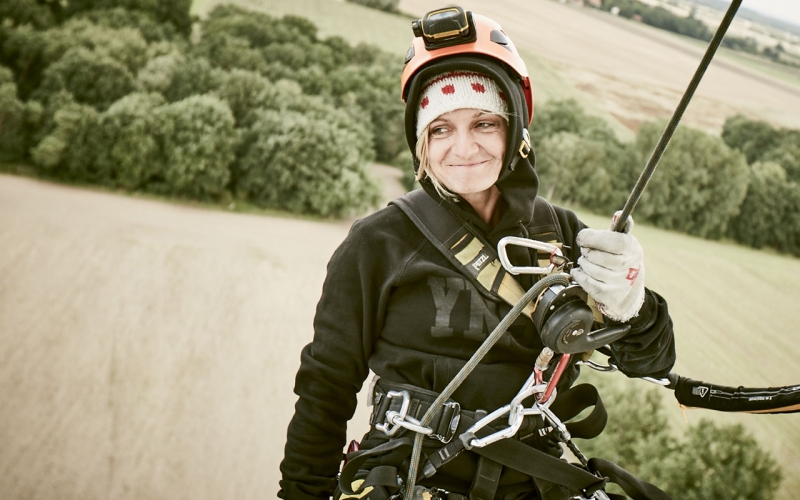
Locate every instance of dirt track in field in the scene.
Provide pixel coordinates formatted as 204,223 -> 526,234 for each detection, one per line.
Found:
399,0 -> 800,133
0,172 -> 407,499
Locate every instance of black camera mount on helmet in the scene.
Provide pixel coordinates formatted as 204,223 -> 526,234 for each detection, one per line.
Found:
411,6 -> 477,50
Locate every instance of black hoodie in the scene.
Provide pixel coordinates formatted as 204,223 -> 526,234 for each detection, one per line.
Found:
278,156 -> 675,499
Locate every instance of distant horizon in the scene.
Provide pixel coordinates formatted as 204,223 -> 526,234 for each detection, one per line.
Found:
737,0 -> 800,28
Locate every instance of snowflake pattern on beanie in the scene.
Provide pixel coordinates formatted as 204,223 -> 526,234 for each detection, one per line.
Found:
416,71 -> 508,138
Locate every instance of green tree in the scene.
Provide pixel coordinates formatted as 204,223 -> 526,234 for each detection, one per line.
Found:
728,161 -> 800,255
137,53 -> 180,95
761,130 -> 800,183
575,380 -> 676,482
0,80 -> 27,161
659,420 -> 782,500
633,122 -> 749,239
345,0 -> 400,13
41,18 -> 150,74
163,56 -> 225,102
72,7 -> 179,42
191,32 -> 267,73
213,69 -> 271,126
2,24 -> 49,99
721,115 -> 780,164
155,94 -> 237,199
236,109 -> 379,217
576,374 -> 783,499
33,47 -> 137,111
0,0 -> 61,29
96,92 -> 166,190
62,0 -> 192,36
528,99 -> 613,147
30,100 -> 102,181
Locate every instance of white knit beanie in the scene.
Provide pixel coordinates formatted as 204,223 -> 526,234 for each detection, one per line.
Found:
416,71 -> 508,138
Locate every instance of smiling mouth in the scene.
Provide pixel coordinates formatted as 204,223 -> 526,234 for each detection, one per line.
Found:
448,160 -> 490,168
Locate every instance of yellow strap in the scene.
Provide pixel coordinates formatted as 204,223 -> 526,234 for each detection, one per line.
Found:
339,479 -> 373,499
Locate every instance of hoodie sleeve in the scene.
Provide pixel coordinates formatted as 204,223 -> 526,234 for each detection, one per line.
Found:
278,216 -> 392,500
553,206 -> 676,379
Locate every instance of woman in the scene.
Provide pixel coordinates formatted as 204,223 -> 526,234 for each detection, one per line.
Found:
280,8 -> 675,500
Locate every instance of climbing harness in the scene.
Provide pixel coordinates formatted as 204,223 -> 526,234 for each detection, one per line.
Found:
335,191 -> 667,500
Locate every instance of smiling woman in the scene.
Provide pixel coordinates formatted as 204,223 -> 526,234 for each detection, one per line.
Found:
279,6 -> 678,500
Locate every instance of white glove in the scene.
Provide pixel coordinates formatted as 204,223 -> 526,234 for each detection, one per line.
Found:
570,218 -> 645,322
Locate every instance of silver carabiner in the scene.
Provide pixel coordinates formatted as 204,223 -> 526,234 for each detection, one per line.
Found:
497,237 -> 564,276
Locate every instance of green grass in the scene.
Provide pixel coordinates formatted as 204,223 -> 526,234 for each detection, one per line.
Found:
574,208 -> 800,497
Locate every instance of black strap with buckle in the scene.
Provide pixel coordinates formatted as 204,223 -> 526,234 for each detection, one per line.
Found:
371,379 -> 463,444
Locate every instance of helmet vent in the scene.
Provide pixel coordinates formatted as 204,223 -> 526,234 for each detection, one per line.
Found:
490,30 -> 512,52
404,45 -> 415,65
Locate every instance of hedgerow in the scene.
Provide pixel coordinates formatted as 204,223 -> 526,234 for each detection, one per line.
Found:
1,2 -> 391,217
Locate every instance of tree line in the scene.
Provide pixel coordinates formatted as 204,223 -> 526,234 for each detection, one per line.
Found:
531,100 -> 800,258
1,1 -> 409,217
2,1 -> 799,258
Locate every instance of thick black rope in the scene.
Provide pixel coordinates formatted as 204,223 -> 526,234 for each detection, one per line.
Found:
612,0 -> 743,232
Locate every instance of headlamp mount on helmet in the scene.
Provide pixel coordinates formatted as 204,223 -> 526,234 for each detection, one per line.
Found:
412,7 -> 477,50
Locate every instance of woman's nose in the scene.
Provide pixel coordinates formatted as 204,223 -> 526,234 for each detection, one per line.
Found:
452,129 -> 479,157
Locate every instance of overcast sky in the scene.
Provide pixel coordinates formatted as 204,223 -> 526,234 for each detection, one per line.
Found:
740,0 -> 800,27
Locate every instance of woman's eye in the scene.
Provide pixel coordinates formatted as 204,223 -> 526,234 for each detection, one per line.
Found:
476,121 -> 497,129
431,126 -> 448,135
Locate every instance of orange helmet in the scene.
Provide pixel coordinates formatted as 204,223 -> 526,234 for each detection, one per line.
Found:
400,7 -> 534,178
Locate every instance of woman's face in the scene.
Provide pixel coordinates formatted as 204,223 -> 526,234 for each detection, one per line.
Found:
427,108 -> 507,199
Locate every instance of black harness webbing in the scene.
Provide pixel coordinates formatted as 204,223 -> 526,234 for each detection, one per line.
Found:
339,191 -> 672,499
390,189 -> 560,318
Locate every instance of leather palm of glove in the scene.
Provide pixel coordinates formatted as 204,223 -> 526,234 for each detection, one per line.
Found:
570,214 -> 645,323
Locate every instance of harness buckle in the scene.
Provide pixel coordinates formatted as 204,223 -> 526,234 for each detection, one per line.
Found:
430,401 -> 460,444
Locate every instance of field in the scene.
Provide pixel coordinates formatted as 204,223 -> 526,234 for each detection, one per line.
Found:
193,0 -> 800,138
3,167 -> 800,499
3,0 -> 800,498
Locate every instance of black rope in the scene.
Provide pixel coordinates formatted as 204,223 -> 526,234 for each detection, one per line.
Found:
612,0 -> 743,233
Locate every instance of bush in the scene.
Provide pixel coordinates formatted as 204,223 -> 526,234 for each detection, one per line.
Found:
214,69 -> 272,126
633,122 -> 749,239
30,100 -> 102,181
659,419 -> 782,500
33,47 -> 137,111
42,18 -> 149,74
0,0 -> 60,29
236,109 -> 379,217
73,7 -> 179,42
345,0 -> 400,13
97,92 -> 166,190
328,59 -> 405,162
203,7 -> 317,50
137,53 -> 180,94
761,131 -> 800,182
191,32 -> 267,73
722,114 -> 781,164
2,24 -> 49,99
0,81 -> 27,161
529,99 -> 613,147
63,0 -> 193,37
728,162 -> 800,255
530,99 -> 636,213
576,375 -> 783,499
162,56 -> 226,103
156,94 -> 237,198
